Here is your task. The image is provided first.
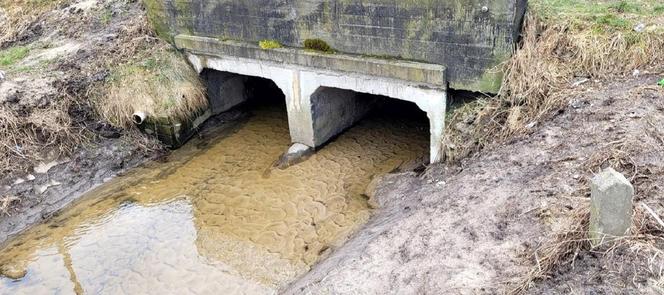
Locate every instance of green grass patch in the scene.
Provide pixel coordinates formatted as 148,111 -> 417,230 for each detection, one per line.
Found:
530,0 -> 664,32
593,13 -> 630,30
258,40 -> 282,50
655,5 -> 664,13
609,0 -> 642,13
0,46 -> 30,67
658,78 -> 664,87
101,9 -> 113,25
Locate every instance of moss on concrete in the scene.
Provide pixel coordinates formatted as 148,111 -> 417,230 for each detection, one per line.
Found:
450,69 -> 504,94
304,39 -> 334,53
142,0 -> 527,93
259,40 -> 282,50
141,0 -> 172,41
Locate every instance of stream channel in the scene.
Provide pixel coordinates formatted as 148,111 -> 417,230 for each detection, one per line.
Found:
0,95 -> 428,294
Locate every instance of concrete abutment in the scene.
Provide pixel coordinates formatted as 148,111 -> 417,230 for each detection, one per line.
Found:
185,37 -> 447,163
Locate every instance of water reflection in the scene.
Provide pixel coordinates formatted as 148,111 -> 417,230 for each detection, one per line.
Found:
0,101 -> 428,294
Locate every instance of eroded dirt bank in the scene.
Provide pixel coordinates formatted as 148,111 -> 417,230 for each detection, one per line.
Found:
287,76 -> 664,294
0,0 -> 179,244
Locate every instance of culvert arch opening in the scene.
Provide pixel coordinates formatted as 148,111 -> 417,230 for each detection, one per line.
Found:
201,69 -> 287,115
307,86 -> 431,161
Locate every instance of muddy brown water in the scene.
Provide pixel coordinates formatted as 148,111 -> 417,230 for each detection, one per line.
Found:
0,101 -> 428,294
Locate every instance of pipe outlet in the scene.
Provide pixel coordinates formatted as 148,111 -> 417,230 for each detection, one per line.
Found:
132,111 -> 148,125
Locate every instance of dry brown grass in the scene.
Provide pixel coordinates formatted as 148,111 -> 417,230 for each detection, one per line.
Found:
444,13 -> 664,162
0,0 -> 210,179
0,0 -> 69,48
0,1 -> 178,178
510,205 -> 590,294
93,45 -> 207,128
511,203 -> 664,294
511,127 -> 664,293
0,98 -> 84,178
459,5 -> 664,291
0,99 -> 85,176
0,195 -> 20,216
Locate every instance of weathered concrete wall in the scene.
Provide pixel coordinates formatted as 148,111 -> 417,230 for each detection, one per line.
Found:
144,0 -> 527,93
310,87 -> 375,147
201,70 -> 249,114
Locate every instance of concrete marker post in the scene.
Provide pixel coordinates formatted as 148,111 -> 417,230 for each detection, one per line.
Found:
589,167 -> 634,247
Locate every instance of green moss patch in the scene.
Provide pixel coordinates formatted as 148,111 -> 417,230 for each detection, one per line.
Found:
304,39 -> 334,53
259,40 -> 282,50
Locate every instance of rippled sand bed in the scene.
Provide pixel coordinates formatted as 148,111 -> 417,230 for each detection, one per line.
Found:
0,102 -> 427,294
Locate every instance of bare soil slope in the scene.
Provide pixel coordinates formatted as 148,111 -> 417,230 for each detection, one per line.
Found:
0,0 -> 165,243
288,76 -> 664,294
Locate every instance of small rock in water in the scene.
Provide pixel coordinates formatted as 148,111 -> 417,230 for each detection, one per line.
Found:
0,70 -> 5,81
0,266 -> 27,280
13,178 -> 25,185
26,174 -> 35,181
287,143 -> 310,154
275,143 -> 313,169
364,175 -> 384,209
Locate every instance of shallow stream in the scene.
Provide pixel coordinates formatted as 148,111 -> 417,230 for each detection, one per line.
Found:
0,100 -> 428,294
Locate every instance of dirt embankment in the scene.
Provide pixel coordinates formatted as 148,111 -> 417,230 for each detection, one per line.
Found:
0,0 -> 171,244
287,76 -> 664,294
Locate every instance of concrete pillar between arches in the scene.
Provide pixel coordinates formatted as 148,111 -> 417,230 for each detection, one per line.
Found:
424,93 -> 447,164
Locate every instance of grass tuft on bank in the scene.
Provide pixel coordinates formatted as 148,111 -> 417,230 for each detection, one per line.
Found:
0,96 -> 84,178
444,0 -> 664,162
0,0 -> 70,48
93,46 -> 207,128
440,0 -> 664,292
0,0 -> 208,179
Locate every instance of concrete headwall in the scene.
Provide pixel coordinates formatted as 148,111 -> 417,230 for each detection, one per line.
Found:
144,0 -> 527,93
